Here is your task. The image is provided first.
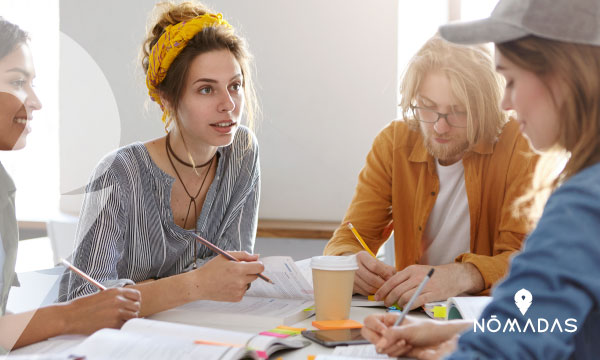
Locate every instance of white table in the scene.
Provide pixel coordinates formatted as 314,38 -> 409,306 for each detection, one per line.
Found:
10,305 -> 403,359
7,266 -> 419,359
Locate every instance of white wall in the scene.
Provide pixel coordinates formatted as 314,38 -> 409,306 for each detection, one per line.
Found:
59,0 -> 446,222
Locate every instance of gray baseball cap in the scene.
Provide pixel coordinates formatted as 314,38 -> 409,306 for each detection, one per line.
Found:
439,0 -> 600,46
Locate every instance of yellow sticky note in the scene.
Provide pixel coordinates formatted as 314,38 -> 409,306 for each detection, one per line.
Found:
433,305 -> 447,318
368,295 -> 376,301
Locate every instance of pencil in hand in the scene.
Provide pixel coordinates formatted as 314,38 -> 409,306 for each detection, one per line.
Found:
192,234 -> 275,285
347,222 -> 377,257
60,258 -> 106,291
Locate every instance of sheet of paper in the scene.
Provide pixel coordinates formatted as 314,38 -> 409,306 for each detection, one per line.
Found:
175,296 -> 313,318
295,257 -> 313,286
331,344 -> 395,359
246,256 -> 313,300
350,295 -> 385,307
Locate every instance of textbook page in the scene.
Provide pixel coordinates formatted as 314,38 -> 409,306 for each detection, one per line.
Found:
122,319 -> 310,356
150,256 -> 316,330
69,328 -> 245,360
246,256 -> 313,300
446,296 -> 492,320
122,318 -> 255,344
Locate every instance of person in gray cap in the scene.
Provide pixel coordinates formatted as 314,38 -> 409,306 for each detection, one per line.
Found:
361,0 -> 600,359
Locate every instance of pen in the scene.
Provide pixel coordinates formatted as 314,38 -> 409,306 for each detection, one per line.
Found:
346,222 -> 376,257
192,233 -> 275,284
392,268 -> 434,327
60,258 -> 107,291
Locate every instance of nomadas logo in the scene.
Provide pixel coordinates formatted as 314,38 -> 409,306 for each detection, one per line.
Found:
474,288 -> 578,333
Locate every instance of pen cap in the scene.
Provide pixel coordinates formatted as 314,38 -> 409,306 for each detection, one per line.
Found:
310,255 -> 358,271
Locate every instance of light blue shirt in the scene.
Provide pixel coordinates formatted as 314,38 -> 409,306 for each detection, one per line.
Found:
447,162 -> 600,360
0,162 -> 19,317
0,162 -> 19,355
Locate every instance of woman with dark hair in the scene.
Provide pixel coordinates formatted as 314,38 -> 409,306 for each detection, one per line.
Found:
0,17 -> 141,353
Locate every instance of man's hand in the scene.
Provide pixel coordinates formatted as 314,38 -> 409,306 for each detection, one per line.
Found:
353,251 -> 396,295
374,263 -> 484,308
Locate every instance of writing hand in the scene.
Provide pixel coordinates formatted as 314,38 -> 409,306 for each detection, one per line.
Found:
353,251 -> 396,295
194,251 -> 264,302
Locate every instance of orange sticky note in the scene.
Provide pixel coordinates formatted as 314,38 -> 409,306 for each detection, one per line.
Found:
307,356 -> 316,360
312,319 -> 363,330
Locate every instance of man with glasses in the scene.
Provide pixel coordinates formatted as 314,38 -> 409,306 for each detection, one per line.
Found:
324,35 -> 537,309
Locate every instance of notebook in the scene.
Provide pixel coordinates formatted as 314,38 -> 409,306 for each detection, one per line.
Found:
150,256 -> 315,331
69,318 -> 310,360
424,296 -> 492,320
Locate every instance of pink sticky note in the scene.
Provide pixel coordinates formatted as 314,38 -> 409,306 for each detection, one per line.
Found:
256,350 -> 268,359
259,331 -> 289,338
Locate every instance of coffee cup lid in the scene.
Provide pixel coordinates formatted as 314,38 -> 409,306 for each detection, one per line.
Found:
310,255 -> 358,271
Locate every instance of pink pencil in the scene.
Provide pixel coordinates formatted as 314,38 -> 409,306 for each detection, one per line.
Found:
60,258 -> 106,291
192,234 -> 274,284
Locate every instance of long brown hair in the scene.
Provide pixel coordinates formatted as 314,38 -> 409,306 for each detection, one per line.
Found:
498,36 -> 600,222
140,1 -> 258,141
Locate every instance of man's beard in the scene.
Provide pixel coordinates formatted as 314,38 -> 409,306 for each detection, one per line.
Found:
423,132 -> 470,163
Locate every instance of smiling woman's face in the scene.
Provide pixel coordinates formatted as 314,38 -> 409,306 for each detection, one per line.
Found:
0,43 -> 41,151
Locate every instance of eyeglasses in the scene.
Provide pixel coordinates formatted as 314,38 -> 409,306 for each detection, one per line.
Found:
410,105 -> 468,128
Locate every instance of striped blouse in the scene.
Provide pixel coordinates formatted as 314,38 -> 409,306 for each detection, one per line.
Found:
59,126 -> 260,301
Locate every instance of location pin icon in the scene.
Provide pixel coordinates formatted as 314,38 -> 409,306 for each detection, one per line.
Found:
514,288 -> 532,315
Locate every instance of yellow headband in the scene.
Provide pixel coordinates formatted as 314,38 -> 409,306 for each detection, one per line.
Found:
146,13 -> 232,123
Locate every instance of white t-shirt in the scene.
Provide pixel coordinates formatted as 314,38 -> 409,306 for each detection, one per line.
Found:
419,159 -> 470,266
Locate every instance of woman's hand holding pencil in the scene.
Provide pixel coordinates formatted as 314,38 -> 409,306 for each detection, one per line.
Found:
60,258 -> 142,333
191,251 -> 266,302
192,234 -> 274,285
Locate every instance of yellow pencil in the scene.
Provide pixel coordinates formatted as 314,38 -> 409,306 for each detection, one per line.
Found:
346,222 -> 376,258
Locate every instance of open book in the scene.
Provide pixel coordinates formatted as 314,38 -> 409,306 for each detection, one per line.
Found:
424,296 -> 492,320
69,318 -> 309,360
150,256 -> 316,331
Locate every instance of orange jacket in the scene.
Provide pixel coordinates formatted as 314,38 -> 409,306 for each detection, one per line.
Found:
324,119 -> 537,293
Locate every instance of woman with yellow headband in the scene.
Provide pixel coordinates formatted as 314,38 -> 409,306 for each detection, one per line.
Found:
60,1 -> 264,316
